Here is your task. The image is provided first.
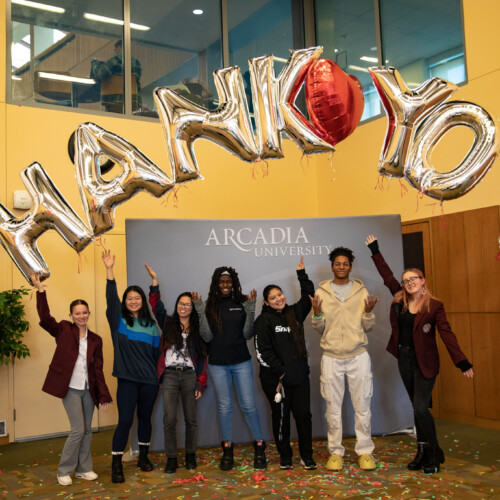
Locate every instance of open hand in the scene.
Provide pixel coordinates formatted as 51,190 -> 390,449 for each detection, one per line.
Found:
99,402 -> 110,412
101,249 -> 115,269
247,289 -> 257,301
364,294 -> 379,313
144,264 -> 158,285
463,368 -> 474,378
30,273 -> 45,292
191,291 -> 202,302
309,294 -> 323,316
365,234 -> 377,246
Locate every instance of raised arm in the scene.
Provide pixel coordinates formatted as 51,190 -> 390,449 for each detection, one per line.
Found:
146,264 -> 167,328
242,289 -> 257,340
293,257 -> 315,322
102,250 -> 121,335
365,234 -> 402,296
32,273 -> 60,337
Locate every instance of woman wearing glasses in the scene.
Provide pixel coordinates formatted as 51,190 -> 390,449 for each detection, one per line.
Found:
145,265 -> 207,474
365,235 -> 473,474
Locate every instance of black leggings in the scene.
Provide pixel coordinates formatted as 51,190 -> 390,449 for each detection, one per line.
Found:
112,378 -> 159,452
398,346 -> 438,447
260,376 -> 313,459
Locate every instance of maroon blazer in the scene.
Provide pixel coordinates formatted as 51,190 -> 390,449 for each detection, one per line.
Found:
372,252 -> 469,379
36,291 -> 112,407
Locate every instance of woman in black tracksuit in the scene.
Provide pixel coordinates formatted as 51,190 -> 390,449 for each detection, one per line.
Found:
254,257 -> 316,470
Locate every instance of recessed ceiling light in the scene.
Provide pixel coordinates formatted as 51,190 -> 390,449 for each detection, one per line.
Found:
12,0 -> 64,13
38,72 -> 95,84
334,49 -> 338,53
347,65 -> 369,73
84,13 -> 150,31
193,9 -> 203,15
360,56 -> 378,63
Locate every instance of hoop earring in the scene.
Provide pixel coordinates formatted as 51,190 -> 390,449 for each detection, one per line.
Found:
422,287 -> 426,295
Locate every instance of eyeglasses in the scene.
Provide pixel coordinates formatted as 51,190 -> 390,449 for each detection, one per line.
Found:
178,302 -> 193,308
401,276 -> 420,286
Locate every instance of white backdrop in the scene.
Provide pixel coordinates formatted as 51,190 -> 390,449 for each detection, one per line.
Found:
125,215 -> 413,450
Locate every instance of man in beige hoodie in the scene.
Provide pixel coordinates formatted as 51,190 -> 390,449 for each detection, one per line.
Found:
311,246 -> 378,471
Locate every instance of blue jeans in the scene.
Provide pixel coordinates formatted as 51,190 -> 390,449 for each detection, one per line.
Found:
209,359 -> 263,442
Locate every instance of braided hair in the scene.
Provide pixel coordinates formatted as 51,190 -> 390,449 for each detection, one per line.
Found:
205,266 -> 247,333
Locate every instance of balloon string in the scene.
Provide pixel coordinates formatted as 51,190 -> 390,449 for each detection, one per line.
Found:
328,153 -> 336,181
251,159 -> 269,179
399,179 -> 408,197
439,201 -> 447,229
95,236 -> 107,251
300,153 -> 310,172
415,189 -> 425,213
374,174 -> 388,192
161,185 -> 185,208
77,251 -> 83,274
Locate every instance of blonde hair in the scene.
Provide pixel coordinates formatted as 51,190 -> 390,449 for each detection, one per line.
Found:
394,268 -> 433,313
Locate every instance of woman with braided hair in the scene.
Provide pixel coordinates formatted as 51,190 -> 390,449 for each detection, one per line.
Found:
194,266 -> 265,471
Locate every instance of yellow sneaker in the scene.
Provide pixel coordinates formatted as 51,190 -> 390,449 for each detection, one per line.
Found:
326,453 -> 343,471
359,454 -> 376,470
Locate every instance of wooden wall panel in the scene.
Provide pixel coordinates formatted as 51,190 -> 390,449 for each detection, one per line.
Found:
471,313 -> 500,420
430,213 -> 469,312
437,312 -> 475,417
463,206 -> 500,312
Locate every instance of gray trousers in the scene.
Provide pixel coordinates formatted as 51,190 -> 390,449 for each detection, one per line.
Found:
59,388 -> 95,476
162,369 -> 197,458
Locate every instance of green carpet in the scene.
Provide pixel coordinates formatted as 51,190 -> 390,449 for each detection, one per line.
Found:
1,420 -> 499,499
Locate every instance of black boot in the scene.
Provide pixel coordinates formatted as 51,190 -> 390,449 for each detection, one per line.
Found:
185,453 -> 197,470
408,442 -> 426,470
111,454 -> 125,483
164,457 -> 178,474
137,444 -> 153,471
253,440 -> 267,469
423,445 -> 441,474
220,441 -> 234,471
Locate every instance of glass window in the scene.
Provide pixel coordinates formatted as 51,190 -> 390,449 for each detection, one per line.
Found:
130,0 -> 222,116
227,0 -> 295,118
379,0 -> 466,88
314,0 -> 381,121
11,0 -> 124,113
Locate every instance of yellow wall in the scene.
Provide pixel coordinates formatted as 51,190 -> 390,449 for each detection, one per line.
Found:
0,0 -> 499,440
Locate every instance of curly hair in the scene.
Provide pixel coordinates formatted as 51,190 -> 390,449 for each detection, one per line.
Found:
205,266 -> 246,333
121,285 -> 155,328
329,246 -> 355,265
161,292 -> 206,355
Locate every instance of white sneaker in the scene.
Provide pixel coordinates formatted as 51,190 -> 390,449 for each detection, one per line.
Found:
75,471 -> 98,480
57,475 -> 72,486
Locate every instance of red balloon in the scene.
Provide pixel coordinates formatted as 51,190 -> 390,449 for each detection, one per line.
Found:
305,59 -> 364,146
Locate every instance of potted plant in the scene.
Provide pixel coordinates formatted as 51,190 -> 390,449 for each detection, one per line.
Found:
0,287 -> 30,365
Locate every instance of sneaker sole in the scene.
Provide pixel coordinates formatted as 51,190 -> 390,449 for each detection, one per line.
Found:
300,460 -> 317,470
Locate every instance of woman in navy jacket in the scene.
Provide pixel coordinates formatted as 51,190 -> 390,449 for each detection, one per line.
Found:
365,236 -> 473,474
253,257 -> 316,470
32,273 -> 111,486
145,264 -> 207,474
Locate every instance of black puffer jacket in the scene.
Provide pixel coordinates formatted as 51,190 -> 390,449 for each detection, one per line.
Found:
254,269 -> 314,387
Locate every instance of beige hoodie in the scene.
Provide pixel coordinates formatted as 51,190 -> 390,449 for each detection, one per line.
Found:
312,278 -> 375,359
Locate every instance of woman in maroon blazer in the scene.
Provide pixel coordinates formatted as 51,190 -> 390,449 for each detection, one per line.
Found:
32,274 -> 112,486
365,236 -> 473,474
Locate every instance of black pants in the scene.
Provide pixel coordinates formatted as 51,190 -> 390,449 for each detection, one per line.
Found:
398,346 -> 438,448
112,378 -> 159,452
260,376 -> 313,459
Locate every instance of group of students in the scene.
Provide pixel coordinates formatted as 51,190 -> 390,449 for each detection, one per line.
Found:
32,235 -> 473,486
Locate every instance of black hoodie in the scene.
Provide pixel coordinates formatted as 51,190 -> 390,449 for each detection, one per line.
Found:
254,269 -> 314,387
